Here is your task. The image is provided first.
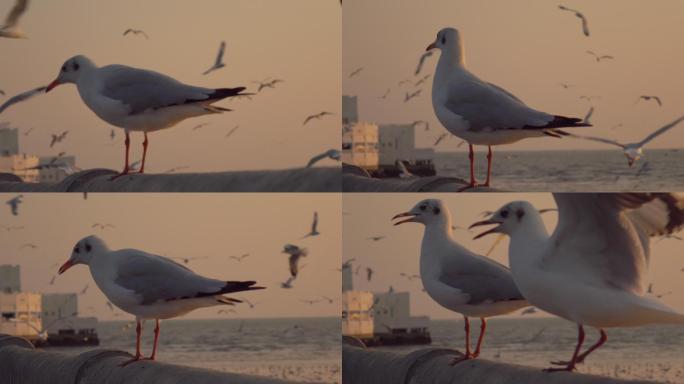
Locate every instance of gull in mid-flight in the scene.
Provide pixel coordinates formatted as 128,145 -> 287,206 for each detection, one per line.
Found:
50,131 -> 69,148
0,86 -> 46,114
411,120 -> 430,131
303,111 -> 334,126
348,67 -> 364,78
306,149 -> 341,168
203,41 -> 226,75
636,95 -> 663,107
0,0 -> 29,38
404,89 -> 421,103
379,88 -> 391,99
253,78 -> 284,92
6,195 -> 22,216
558,5 -> 590,37
283,244 -> 308,279
302,211 -> 320,238
123,29 -> 149,39
414,74 -> 431,87
415,51 -> 434,75
92,223 -> 115,230
229,253 -> 250,263
586,51 -> 614,62
426,28 -> 589,189
583,106 -> 594,124
568,115 -> 684,167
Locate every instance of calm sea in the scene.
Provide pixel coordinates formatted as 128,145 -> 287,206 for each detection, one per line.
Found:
45,317 -> 341,383
377,317 -> 684,383
435,149 -> 684,192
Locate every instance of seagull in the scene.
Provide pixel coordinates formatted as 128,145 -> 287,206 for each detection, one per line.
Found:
237,297 -> 258,309
225,124 -> 239,138
19,243 -> 37,250
123,29 -> 149,39
320,296 -> 336,304
303,111 -> 334,126
0,0 -> 28,38
393,199 -> 529,364
202,41 -> 226,75
58,235 -> 264,365
415,74 -> 431,87
300,299 -> 321,306
302,211 -> 320,238
411,120 -> 430,131
568,115 -> 684,167
427,28 -> 590,189
306,149 -> 341,168
283,244 -> 308,278
6,194 -> 22,216
253,78 -> 284,92
404,89 -> 421,103
434,133 -> 448,146
44,55 -> 248,178
366,267 -> 374,282
470,193 -> 684,372
366,236 -> 385,242
397,79 -> 412,87
379,88 -> 391,99
0,86 -> 46,113
49,131 -> 69,147
80,284 -> 89,295
586,51 -> 614,62
349,67 -> 364,78
92,223 -> 115,230
559,83 -> 572,89
23,127 -> 33,136
49,276 -> 56,285
281,276 -> 295,289
583,106 -> 594,124
636,95 -> 663,107
171,256 -> 208,265
396,160 -> 414,178
229,253 -> 250,262
217,308 -> 237,315
415,51 -> 434,75
191,123 -> 210,131
558,5 -> 590,37
109,129 -> 116,140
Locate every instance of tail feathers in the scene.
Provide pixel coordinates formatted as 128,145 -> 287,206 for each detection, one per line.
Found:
217,297 -> 243,305
635,298 -> 684,325
209,87 -> 247,100
524,115 -> 592,132
196,280 -> 265,299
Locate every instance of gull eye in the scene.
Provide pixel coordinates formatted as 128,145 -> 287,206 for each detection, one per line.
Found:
500,210 -> 509,219
73,246 -> 80,254
433,207 -> 440,215
441,36 -> 446,44
419,205 -> 427,211
61,65 -> 67,72
73,63 -> 80,71
85,243 -> 92,252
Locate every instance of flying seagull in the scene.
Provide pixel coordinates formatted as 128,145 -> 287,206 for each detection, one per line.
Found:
44,55 -> 248,178
404,89 -> 422,103
0,0 -> 29,38
229,253 -> 250,262
411,120 -> 430,131
303,111 -> 334,126
253,78 -> 284,92
50,131 -> 69,148
636,95 -> 662,107
349,67 -> 363,78
558,5 -> 590,37
6,195 -> 22,216
568,115 -> 684,167
225,125 -> 239,138
302,212 -> 320,238
0,86 -> 46,114
283,244 -> 308,279
415,51 -> 434,75
366,236 -> 385,242
586,50 -> 614,62
123,29 -> 149,39
306,149 -> 341,168
203,41 -> 226,75
58,235 -> 264,365
583,106 -> 594,124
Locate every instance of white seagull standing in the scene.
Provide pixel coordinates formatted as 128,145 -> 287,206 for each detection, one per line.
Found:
44,55 -> 248,178
567,115 -> 684,167
202,41 -> 227,75
58,235 -> 264,365
427,28 -> 589,189
393,199 -> 529,364
471,193 -> 684,372
0,0 -> 29,38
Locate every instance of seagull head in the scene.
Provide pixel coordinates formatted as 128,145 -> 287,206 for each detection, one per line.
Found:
624,146 -> 643,167
470,201 -> 539,239
47,55 -> 96,93
393,199 -> 450,228
59,235 -> 108,274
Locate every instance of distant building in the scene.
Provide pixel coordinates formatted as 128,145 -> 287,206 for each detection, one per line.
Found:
0,126 -> 19,156
342,122 -> 379,170
342,262 -> 353,292
372,291 -> 430,336
0,154 -> 40,183
378,124 -> 416,165
342,96 -> 359,125
38,155 -> 77,183
342,290 -> 374,338
0,265 -> 21,293
41,293 -> 78,330
0,292 -> 42,340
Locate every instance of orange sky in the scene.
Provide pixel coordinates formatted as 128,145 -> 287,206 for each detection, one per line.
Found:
0,0 -> 340,172
343,193 -> 684,320
343,0 -> 684,153
0,193 -> 341,320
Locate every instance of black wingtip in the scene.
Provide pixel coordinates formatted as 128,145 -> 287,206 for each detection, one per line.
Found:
210,87 -> 247,99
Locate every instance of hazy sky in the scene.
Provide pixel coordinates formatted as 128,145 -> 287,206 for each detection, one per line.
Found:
0,0 -> 340,172
343,193 -> 684,320
343,0 -> 684,153
0,193 -> 341,320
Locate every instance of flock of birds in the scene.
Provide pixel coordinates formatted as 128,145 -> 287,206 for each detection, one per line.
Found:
0,0 -> 340,179
348,5 -> 683,189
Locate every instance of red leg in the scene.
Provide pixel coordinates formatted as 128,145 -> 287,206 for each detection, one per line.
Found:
551,328 -> 607,366
545,324 -> 585,372
145,319 -> 160,360
472,318 -> 487,358
483,146 -> 493,187
458,144 -> 478,191
139,132 -> 149,174
110,131 -> 131,180
120,320 -> 144,366
450,316 -> 475,365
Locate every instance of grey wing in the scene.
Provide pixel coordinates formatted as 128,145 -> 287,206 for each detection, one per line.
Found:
566,133 -> 623,148
580,14 -> 590,36
100,65 -> 214,115
114,249 -> 226,305
215,41 -> 226,65
5,0 -> 28,27
439,251 -> 524,305
549,194 -> 660,293
626,193 -> 684,260
638,116 -> 684,147
0,86 -> 46,114
289,254 -> 299,277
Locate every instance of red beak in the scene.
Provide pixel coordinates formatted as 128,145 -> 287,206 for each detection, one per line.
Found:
469,219 -> 503,239
58,260 -> 74,274
426,42 -> 436,51
392,212 -> 417,225
46,79 -> 61,93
